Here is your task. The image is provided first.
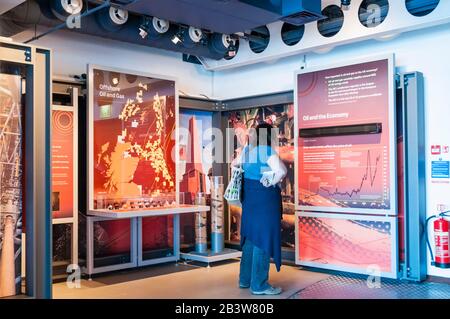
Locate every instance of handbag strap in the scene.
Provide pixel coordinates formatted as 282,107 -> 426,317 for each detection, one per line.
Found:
238,145 -> 249,170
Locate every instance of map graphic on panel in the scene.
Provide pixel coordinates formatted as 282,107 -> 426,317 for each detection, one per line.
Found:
90,68 -> 176,259
92,68 -> 176,207
297,59 -> 394,213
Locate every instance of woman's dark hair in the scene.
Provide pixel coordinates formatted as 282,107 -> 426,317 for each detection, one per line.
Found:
255,122 -> 274,146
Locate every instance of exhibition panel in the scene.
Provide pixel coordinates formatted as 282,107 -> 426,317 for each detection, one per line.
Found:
88,66 -> 177,209
295,56 -> 396,215
179,110 -> 213,250
85,65 -> 213,274
294,55 -> 399,277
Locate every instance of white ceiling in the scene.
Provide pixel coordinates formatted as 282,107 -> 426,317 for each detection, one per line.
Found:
0,0 -> 26,15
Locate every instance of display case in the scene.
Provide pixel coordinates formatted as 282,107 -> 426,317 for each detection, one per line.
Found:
85,65 -> 211,275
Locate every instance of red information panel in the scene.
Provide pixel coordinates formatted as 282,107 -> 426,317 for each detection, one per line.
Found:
52,110 -> 74,219
298,213 -> 396,276
91,69 -> 176,204
296,58 -> 395,214
89,67 -> 176,258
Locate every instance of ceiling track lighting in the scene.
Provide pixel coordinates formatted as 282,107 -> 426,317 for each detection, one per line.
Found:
138,16 -> 151,39
139,16 -> 171,39
341,0 -> 351,11
171,27 -> 185,45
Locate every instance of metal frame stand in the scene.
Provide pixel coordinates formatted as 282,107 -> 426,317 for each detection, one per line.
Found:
85,216 -> 138,277
397,72 -> 427,282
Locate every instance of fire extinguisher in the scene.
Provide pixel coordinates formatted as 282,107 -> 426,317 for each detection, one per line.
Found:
426,211 -> 450,269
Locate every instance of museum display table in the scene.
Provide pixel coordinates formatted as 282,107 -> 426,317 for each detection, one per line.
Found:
85,205 -> 210,276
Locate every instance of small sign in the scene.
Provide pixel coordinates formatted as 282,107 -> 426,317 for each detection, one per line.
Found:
431,145 -> 441,155
100,104 -> 112,119
431,161 -> 450,179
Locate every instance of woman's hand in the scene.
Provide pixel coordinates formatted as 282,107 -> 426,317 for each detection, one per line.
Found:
262,154 -> 287,187
260,171 -> 275,187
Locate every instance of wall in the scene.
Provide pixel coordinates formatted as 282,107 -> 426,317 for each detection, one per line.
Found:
213,24 -> 450,278
12,29 -> 214,98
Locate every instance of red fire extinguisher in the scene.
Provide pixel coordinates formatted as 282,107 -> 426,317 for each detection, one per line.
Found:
434,218 -> 450,268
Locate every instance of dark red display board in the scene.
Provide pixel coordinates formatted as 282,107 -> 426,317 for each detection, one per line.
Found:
89,67 -> 176,258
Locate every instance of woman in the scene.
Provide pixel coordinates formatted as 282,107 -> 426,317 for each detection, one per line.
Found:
233,122 -> 287,295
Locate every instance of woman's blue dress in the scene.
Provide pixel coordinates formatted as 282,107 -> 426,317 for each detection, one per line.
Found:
240,145 -> 283,271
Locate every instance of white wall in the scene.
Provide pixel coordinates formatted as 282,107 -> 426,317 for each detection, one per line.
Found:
213,24 -> 450,278
13,29 -> 214,99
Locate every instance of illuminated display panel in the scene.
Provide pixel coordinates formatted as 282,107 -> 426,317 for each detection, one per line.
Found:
90,67 -> 176,209
295,57 -> 397,215
52,110 -> 74,219
88,66 -> 177,259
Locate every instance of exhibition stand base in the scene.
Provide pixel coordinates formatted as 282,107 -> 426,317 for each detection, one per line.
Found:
180,248 -> 242,266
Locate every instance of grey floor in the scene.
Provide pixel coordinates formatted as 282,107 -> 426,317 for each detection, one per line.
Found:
53,260 -> 450,299
291,273 -> 450,299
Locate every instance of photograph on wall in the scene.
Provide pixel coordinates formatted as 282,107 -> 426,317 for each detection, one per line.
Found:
296,58 -> 395,214
51,110 -> 74,219
90,67 -> 176,259
0,74 -> 23,297
227,104 -> 295,249
179,110 -> 213,247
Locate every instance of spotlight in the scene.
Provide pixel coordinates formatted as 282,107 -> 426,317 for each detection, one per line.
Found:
226,38 -> 237,58
171,28 -> 185,45
341,0 -> 351,10
152,17 -> 170,34
188,27 -> 204,43
182,27 -> 206,48
139,16 -> 151,39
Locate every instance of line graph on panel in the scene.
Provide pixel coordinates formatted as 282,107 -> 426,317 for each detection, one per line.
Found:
299,146 -> 389,210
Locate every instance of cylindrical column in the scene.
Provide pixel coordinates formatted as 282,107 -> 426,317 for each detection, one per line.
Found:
194,192 -> 207,253
210,176 -> 224,254
0,215 -> 16,297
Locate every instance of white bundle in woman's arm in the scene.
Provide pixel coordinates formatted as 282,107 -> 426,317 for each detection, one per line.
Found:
260,154 -> 287,187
